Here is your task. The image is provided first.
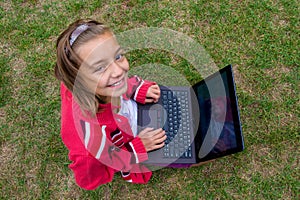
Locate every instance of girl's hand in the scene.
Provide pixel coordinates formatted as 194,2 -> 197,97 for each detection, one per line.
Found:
138,127 -> 166,152
145,84 -> 160,103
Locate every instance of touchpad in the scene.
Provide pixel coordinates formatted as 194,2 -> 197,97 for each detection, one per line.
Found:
138,103 -> 166,130
142,109 -> 158,128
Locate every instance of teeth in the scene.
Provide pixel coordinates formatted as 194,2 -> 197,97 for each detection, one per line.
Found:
111,80 -> 122,86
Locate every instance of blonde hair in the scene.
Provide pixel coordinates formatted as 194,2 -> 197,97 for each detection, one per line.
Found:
55,19 -> 111,115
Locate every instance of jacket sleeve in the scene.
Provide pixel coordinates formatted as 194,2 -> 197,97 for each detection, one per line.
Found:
120,164 -> 152,183
83,122 -> 149,173
123,75 -> 156,104
60,83 -> 151,189
68,153 -> 114,190
64,121 -> 150,189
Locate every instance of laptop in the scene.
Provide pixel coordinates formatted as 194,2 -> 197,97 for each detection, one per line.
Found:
137,65 -> 244,165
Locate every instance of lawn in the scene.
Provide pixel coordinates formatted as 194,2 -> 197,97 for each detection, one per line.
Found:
0,0 -> 299,199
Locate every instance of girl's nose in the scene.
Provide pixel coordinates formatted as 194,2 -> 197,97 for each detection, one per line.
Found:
109,61 -> 123,78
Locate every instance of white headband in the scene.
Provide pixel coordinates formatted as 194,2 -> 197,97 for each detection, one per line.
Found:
69,24 -> 89,46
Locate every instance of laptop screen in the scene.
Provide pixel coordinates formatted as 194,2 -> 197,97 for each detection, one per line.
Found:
192,65 -> 244,162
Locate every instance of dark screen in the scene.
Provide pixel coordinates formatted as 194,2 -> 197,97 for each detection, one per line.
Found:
193,66 -> 243,161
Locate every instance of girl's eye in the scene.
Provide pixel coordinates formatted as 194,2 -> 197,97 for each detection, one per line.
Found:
95,66 -> 106,73
115,54 -> 124,61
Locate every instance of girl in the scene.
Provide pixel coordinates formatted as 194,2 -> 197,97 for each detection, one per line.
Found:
55,19 -> 167,190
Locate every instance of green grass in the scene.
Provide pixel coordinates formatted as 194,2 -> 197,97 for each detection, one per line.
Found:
1,0 -> 299,199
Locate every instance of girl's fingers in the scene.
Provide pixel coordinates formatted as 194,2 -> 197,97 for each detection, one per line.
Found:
139,127 -> 163,137
154,142 -> 165,149
139,127 -> 154,136
148,141 -> 165,151
156,134 -> 167,144
152,88 -> 160,96
147,85 -> 160,96
148,89 -> 159,97
139,128 -> 166,151
146,92 -> 160,103
145,98 -> 154,103
152,86 -> 160,94
145,85 -> 161,104
143,127 -> 155,132
152,129 -> 166,141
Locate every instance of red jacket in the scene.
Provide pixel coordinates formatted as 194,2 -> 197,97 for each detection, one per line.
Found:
60,76 -> 155,190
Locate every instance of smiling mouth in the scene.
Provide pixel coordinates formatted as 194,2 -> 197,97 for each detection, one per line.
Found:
111,80 -> 122,86
109,78 -> 125,88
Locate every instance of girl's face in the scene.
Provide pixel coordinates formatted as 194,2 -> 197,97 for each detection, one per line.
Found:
76,32 -> 129,102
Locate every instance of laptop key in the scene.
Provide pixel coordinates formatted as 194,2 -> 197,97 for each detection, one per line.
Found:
175,149 -> 180,158
159,88 -> 193,159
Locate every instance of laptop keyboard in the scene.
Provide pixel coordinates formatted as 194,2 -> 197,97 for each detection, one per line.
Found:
161,90 -> 193,158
